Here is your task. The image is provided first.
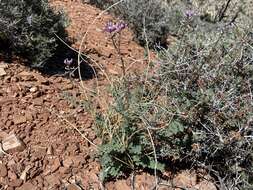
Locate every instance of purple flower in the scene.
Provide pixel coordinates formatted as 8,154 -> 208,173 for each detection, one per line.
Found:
185,10 -> 195,18
64,58 -> 73,66
104,21 -> 117,33
115,22 -> 127,32
104,21 -> 127,33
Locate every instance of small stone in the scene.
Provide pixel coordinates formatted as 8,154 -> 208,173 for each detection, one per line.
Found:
114,180 -> 131,190
33,98 -> 44,106
33,73 -> 49,85
25,112 -> 33,121
0,68 -> 6,76
2,134 -> 26,154
0,62 -> 8,68
59,166 -> 71,174
17,182 -> 37,190
0,130 -> 8,140
8,171 -> 17,181
6,187 -> 14,190
50,158 -> 61,173
7,159 -> 16,167
29,86 -> 38,93
173,171 -> 197,188
0,163 -> 8,177
62,84 -> 73,90
44,174 -> 61,187
47,145 -> 53,155
8,179 -> 23,187
63,157 -> 74,168
13,116 -> 27,125
20,165 -> 32,181
194,180 -> 217,190
18,71 -> 34,81
67,184 -> 82,190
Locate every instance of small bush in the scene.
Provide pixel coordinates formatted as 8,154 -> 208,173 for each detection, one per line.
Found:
156,13 -> 253,188
0,0 -> 68,68
88,3 -> 253,189
89,0 -> 184,48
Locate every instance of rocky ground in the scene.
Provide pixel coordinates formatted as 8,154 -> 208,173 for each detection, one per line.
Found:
0,1 -> 217,189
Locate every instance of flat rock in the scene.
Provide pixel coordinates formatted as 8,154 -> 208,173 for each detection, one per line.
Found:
44,174 -> 61,187
194,180 -> 217,190
67,184 -> 82,190
173,171 -> 197,188
63,157 -> 74,168
13,115 -> 27,125
114,180 -> 131,190
2,134 -> 26,154
0,68 -> 6,76
17,182 -> 37,190
8,179 -> 23,187
0,163 -> 8,177
0,62 -> 8,68
51,157 -> 61,173
33,73 -> 49,85
0,130 -> 8,140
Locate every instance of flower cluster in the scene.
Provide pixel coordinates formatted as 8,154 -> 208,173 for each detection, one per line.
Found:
104,21 -> 127,33
184,10 -> 196,18
64,58 -> 73,66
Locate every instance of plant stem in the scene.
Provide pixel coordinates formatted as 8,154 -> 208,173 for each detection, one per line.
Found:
112,34 -> 126,77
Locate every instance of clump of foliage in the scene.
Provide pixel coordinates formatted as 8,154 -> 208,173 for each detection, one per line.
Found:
0,0 -> 68,68
89,0 -> 184,48
89,2 -> 253,189
157,14 -> 253,189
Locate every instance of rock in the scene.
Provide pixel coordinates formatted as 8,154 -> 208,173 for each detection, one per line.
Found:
67,184 -> 82,190
44,174 -> 61,187
194,180 -> 217,190
135,173 -> 155,190
18,71 -> 34,81
18,71 -> 31,77
47,145 -> 53,155
63,157 -> 74,168
62,83 -> 73,91
25,112 -> 33,121
6,187 -> 14,190
51,157 -> 61,173
17,182 -> 37,190
13,116 -> 27,125
29,86 -> 38,93
0,62 -> 8,68
8,179 -> 23,187
7,159 -> 16,167
173,171 -> 197,188
0,130 -> 8,140
72,156 -> 85,168
0,163 -> 8,177
59,166 -> 71,174
33,98 -> 44,106
8,171 -> 17,181
0,68 -> 6,77
114,180 -> 131,190
20,165 -> 32,181
33,73 -> 49,85
1,134 -> 26,154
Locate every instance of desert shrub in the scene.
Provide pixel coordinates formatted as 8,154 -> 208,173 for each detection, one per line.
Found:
156,13 -> 253,189
91,4 -> 253,189
0,0 -> 68,68
89,0 -> 185,47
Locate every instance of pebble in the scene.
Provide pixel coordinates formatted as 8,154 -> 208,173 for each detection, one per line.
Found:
0,164 -> 8,177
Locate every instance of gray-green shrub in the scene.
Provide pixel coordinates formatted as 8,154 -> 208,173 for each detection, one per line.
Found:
93,4 -> 253,189
0,0 -> 68,68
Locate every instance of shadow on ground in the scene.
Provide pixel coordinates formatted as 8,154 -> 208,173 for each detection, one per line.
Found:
38,42 -> 96,80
